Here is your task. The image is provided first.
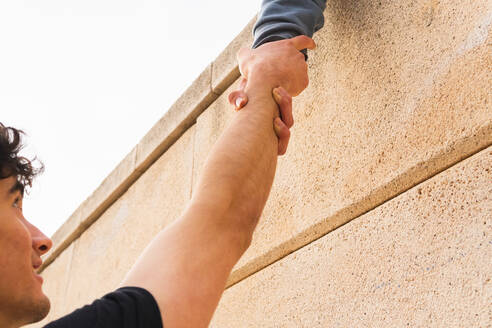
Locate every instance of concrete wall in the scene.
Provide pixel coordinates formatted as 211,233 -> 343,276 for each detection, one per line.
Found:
28,0 -> 491,327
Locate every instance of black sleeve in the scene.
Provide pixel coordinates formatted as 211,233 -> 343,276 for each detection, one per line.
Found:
252,0 -> 327,49
44,287 -> 163,328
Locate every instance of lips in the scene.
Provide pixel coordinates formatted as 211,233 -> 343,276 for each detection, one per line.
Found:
32,258 -> 44,285
33,270 -> 44,284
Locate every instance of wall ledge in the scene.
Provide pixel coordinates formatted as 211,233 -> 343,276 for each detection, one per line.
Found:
39,18 -> 256,273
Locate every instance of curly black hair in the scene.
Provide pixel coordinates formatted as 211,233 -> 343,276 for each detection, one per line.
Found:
0,122 -> 43,194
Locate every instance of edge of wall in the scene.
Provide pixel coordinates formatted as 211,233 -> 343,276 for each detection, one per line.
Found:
39,7 -> 492,280
38,18 -> 256,273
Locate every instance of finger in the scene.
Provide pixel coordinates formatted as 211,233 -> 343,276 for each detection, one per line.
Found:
228,90 -> 248,110
274,117 -> 291,155
289,35 -> 316,51
228,78 -> 248,110
273,117 -> 291,141
273,87 -> 294,128
236,78 -> 248,110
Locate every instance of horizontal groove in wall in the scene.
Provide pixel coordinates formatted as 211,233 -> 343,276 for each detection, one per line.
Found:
225,126 -> 492,288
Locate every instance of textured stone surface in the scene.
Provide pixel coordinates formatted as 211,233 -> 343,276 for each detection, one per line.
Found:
26,244 -> 75,328
210,147 -> 492,327
32,0 -> 492,325
39,146 -> 139,272
194,0 -> 492,286
211,18 -> 255,95
135,65 -> 214,171
61,127 -> 194,314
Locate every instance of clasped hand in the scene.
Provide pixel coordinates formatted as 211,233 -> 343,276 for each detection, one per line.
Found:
228,36 -> 316,155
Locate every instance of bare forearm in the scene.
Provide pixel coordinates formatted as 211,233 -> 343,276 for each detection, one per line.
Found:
122,85 -> 283,328
192,83 -> 279,245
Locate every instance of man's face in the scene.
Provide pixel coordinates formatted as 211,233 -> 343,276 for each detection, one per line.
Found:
0,177 -> 53,327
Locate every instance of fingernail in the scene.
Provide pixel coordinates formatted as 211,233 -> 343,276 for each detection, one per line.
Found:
274,117 -> 282,130
235,97 -> 244,108
273,88 -> 281,103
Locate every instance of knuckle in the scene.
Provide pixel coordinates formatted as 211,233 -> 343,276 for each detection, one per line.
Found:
278,124 -> 288,137
300,35 -> 310,45
285,95 -> 293,106
279,86 -> 291,98
295,35 -> 306,42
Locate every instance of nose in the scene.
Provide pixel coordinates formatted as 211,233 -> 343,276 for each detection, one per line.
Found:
28,221 -> 53,256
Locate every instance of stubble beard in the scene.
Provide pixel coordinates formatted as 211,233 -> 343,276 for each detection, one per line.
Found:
8,291 -> 51,327
27,295 -> 51,324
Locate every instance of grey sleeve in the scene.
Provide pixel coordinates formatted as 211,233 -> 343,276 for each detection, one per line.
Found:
252,0 -> 327,49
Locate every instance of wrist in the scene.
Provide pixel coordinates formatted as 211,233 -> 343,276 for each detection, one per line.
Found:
241,84 -> 279,120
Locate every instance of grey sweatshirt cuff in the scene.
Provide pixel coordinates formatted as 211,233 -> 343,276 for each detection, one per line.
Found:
252,0 -> 327,49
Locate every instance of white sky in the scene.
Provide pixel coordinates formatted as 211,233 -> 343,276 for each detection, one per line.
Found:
0,0 -> 259,237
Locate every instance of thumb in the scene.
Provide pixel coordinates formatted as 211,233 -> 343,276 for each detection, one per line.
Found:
289,35 -> 316,51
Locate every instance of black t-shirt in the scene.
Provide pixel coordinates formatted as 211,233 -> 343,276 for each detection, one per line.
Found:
44,287 -> 163,328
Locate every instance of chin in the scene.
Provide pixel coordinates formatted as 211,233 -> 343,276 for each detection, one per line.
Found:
25,290 -> 51,325
35,293 -> 51,321
11,291 -> 51,327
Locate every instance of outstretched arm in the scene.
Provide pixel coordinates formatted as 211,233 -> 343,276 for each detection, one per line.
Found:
121,36 -> 315,328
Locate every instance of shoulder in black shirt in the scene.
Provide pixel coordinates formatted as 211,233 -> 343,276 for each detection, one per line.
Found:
44,287 -> 163,328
